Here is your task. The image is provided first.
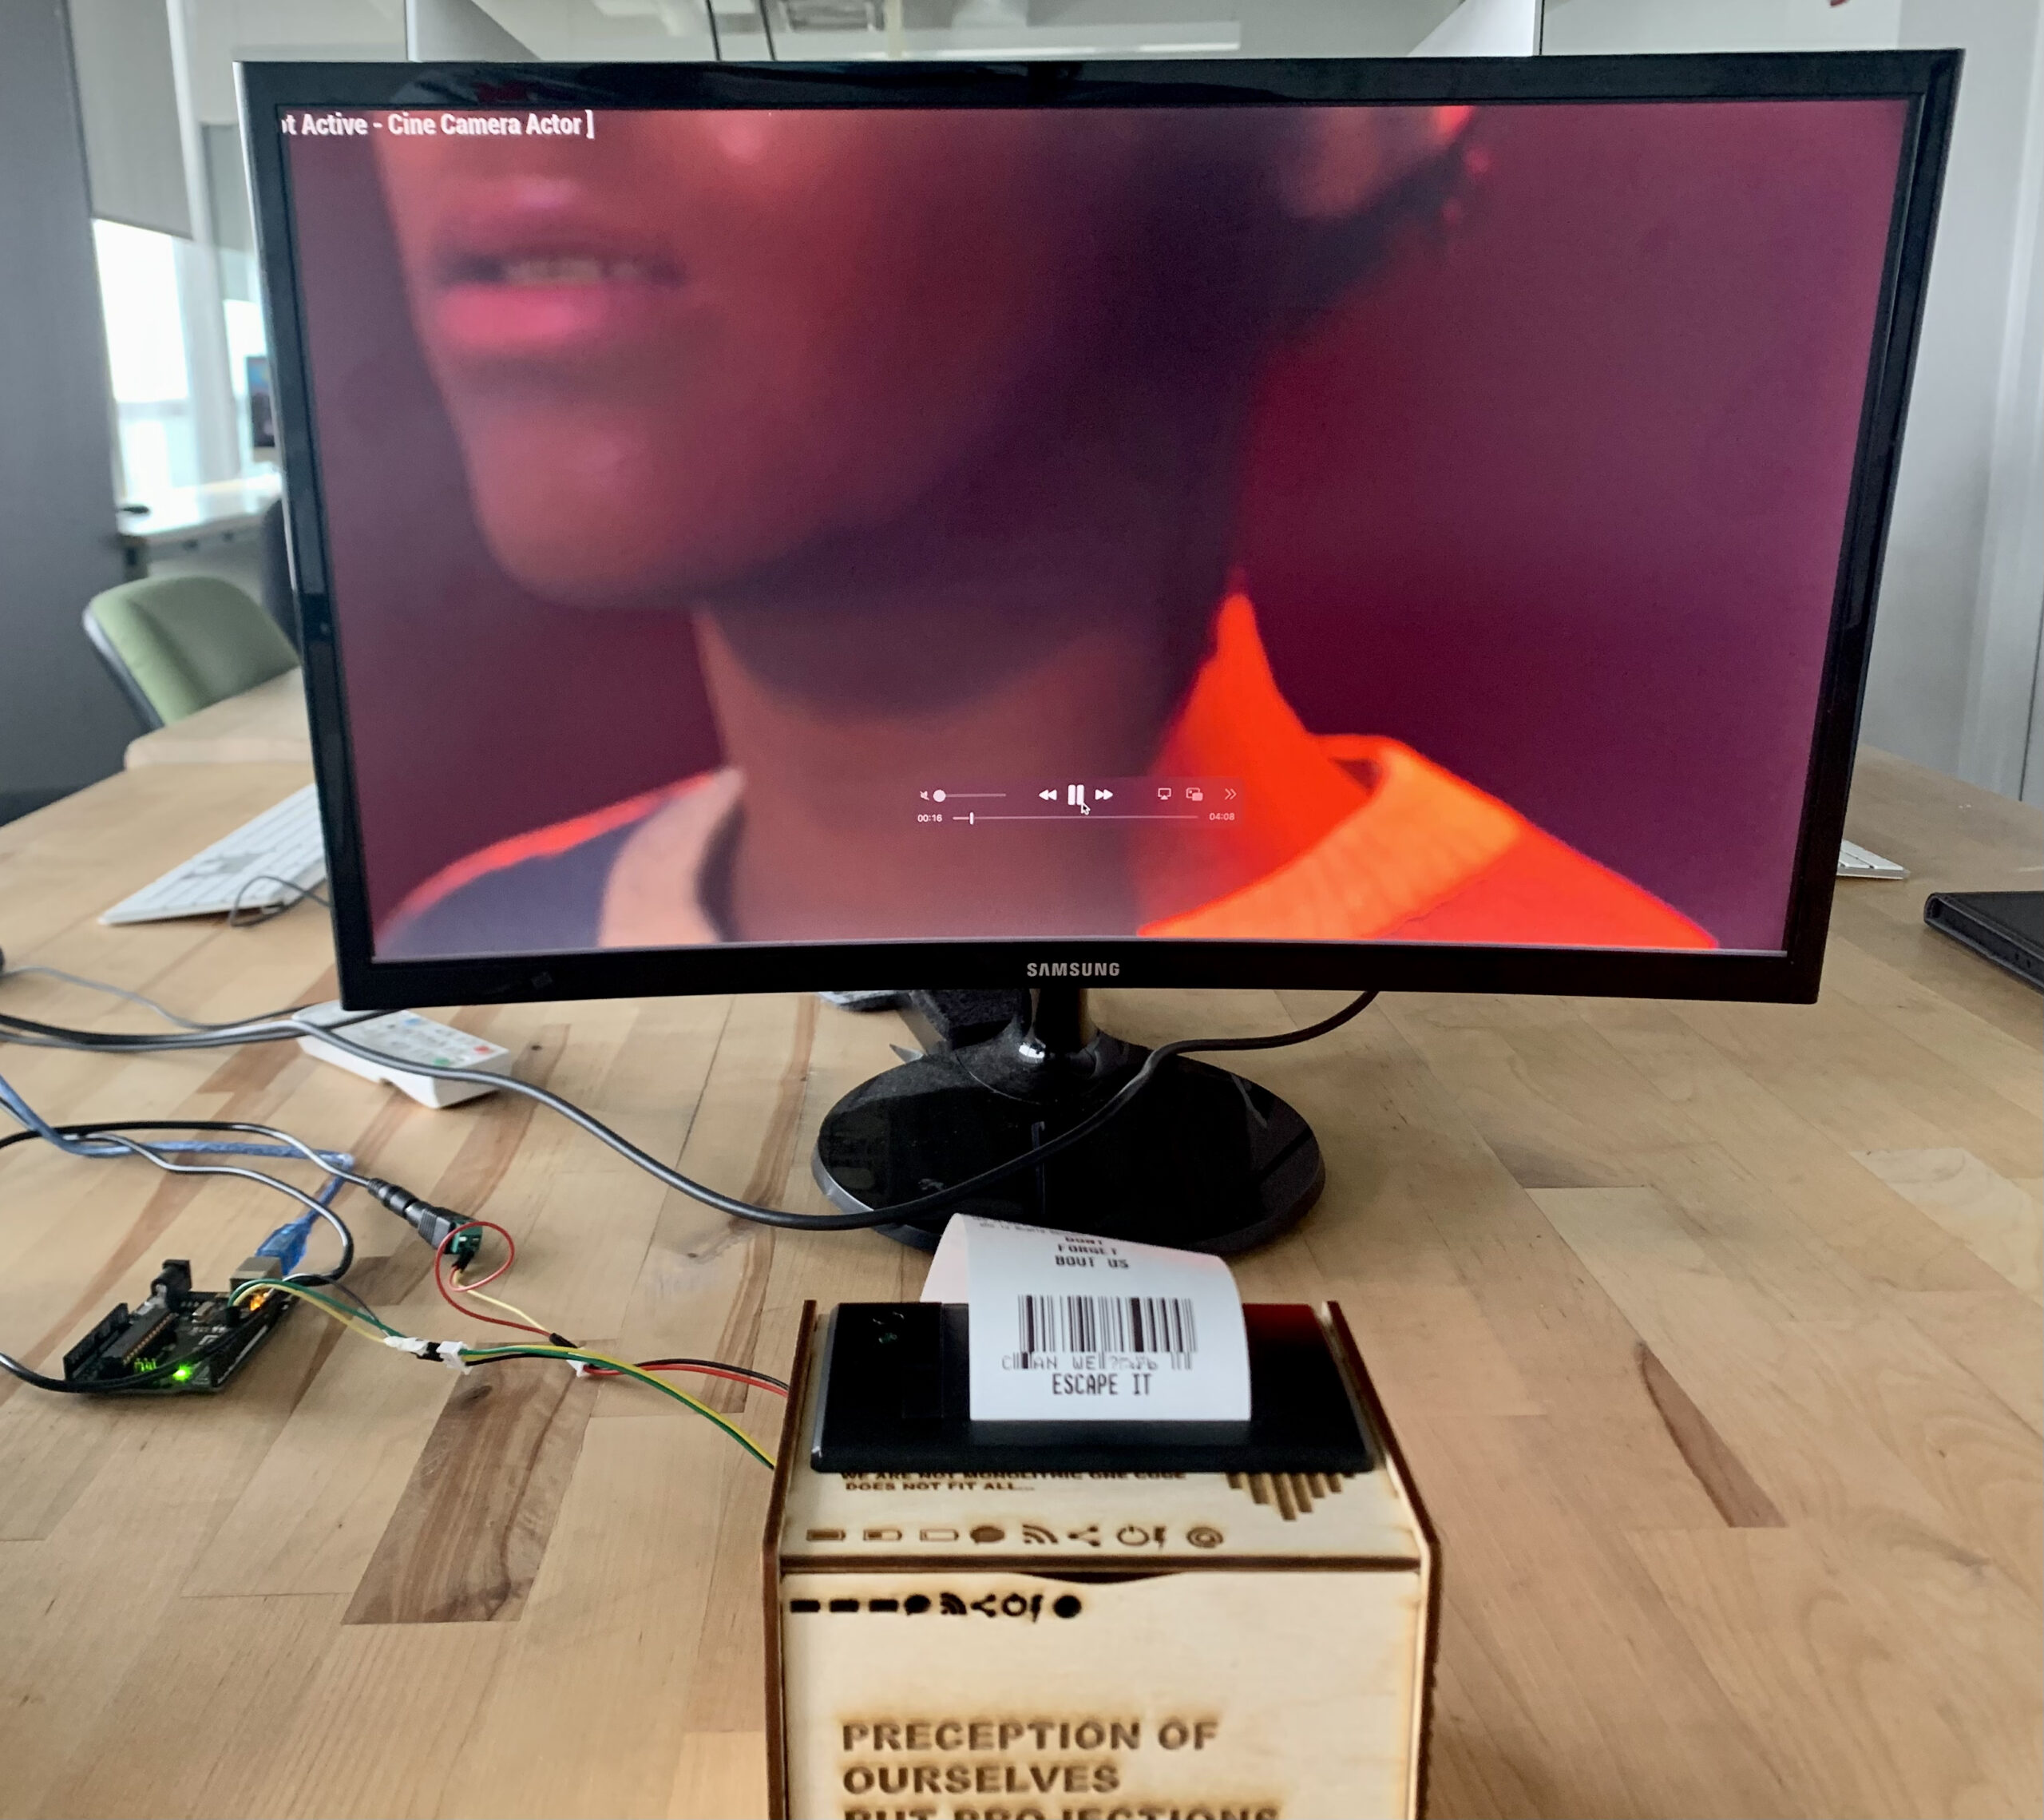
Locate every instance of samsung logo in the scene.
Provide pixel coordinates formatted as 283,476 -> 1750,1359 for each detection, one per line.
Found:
1025,962 -> 1121,978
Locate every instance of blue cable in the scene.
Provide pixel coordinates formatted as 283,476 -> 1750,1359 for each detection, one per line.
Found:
252,1212 -> 315,1275
0,1067 -> 355,1253
247,1172 -> 355,1276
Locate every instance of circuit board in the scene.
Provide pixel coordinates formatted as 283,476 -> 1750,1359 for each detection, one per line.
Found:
62,1259 -> 295,1394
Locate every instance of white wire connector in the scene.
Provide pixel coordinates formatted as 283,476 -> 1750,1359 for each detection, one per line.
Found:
383,1334 -> 469,1368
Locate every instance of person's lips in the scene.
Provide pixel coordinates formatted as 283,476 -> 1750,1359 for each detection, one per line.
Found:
425,206 -> 686,363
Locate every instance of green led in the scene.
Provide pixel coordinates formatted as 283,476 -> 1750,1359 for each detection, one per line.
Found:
171,1363 -> 195,1382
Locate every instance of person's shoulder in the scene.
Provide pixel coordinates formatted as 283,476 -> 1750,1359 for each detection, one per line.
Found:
377,777 -> 710,960
1143,736 -> 1711,946
1353,743 -> 1713,950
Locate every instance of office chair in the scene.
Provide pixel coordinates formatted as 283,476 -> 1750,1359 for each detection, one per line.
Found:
83,575 -> 299,731
259,498 -> 301,654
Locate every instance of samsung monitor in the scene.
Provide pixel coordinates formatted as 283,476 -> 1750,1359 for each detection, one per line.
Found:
245,52 -> 1955,1248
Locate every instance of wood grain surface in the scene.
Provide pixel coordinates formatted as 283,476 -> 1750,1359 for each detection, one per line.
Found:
0,748 -> 2035,1818
122,669 -> 310,769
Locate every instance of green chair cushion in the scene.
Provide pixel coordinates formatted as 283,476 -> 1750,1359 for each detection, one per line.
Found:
85,576 -> 299,725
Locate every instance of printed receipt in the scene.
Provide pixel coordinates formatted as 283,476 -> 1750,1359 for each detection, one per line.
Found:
922,1216 -> 1250,1422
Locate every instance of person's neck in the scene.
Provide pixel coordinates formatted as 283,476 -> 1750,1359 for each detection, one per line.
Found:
677,394 -> 1293,938
694,565 -> 1205,940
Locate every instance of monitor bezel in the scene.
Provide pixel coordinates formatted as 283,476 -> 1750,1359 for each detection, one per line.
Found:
241,50 -> 1959,1011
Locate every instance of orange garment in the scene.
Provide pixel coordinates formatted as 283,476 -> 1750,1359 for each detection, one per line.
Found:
1143,594 -> 1713,948
387,593 -> 1712,950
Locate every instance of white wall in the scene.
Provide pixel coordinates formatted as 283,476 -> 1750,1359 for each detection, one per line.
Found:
1949,0 -> 2044,804
409,0 -> 533,58
1864,0 -> 2044,799
67,0 -> 193,237
184,1 -> 406,127
1240,0 -> 1460,55
1412,0 -> 1539,57
1543,0 -> 1902,53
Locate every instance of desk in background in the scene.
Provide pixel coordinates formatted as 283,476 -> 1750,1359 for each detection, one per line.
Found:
123,668 -> 311,769
0,749 -> 2035,1818
117,474 -> 282,583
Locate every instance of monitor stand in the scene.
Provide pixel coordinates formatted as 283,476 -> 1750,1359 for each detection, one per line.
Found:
810,985 -> 1325,1253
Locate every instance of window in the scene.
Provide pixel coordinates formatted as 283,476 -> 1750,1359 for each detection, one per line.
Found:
93,219 -> 198,499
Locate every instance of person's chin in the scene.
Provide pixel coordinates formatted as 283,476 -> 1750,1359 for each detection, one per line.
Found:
491,547 -> 693,609
475,517 -> 727,609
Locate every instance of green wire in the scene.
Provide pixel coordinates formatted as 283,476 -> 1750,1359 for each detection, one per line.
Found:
226,1279 -> 401,1335
224,1283 -> 774,1468
465,1343 -> 776,1467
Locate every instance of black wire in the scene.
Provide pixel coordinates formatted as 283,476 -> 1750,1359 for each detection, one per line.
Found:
0,1298 -> 278,1397
0,1117 -> 304,1157
638,1355 -> 789,1390
0,964 -> 317,1033
0,1003 -> 382,1050
0,1111 -> 366,1397
0,1120 -> 356,1287
227,875 -> 330,927
0,1353 -> 89,1393
0,1342 -> 236,1396
1,986 -> 1379,1392
322,1278 -> 388,1323
285,992 -> 1380,1231
0,991 -> 1380,1231
0,1008 -> 298,1050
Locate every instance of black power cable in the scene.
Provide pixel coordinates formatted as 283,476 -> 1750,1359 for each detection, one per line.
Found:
0,1120 -> 357,1284
0,1352 -> 134,1394
0,989 -> 1380,1231
0,962 -> 316,1033
0,1116 -> 362,1397
1,977 -> 1378,1398
279,993 -> 1380,1231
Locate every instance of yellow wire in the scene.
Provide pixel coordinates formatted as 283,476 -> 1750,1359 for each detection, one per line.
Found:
477,1342 -> 776,1465
565,1346 -> 774,1455
230,1279 -> 392,1344
228,1282 -> 774,1465
451,1271 -> 551,1334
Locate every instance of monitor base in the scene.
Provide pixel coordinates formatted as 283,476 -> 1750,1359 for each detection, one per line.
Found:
810,987 -> 1324,1253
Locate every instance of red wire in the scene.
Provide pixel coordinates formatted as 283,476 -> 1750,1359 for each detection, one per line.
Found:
585,1362 -> 787,1394
430,1221 -> 789,1394
433,1219 -> 548,1336
449,1219 -> 515,1290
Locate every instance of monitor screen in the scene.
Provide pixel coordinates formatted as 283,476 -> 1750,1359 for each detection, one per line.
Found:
250,57 -> 1951,1002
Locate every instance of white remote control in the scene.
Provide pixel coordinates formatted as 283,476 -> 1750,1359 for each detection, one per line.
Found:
295,1003 -> 513,1108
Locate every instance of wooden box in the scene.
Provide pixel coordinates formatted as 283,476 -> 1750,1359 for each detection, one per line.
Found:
764,1302 -> 1436,1820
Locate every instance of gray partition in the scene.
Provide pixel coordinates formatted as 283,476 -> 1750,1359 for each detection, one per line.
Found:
0,0 -> 144,819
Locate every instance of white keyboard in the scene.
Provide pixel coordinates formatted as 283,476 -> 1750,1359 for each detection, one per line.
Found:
101,785 -> 327,925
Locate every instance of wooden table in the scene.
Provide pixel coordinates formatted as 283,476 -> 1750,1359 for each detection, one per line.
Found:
0,750 -> 2035,1819
123,669 -> 311,769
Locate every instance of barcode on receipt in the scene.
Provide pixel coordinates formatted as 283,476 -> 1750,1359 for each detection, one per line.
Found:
1016,1294 -> 1198,1362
